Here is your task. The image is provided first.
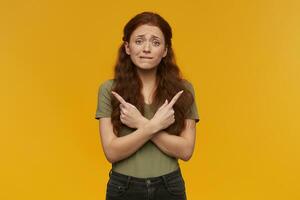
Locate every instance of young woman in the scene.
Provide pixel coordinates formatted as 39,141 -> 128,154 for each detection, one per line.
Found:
95,11 -> 199,200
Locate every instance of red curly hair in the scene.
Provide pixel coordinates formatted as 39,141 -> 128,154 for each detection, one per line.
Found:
111,11 -> 195,136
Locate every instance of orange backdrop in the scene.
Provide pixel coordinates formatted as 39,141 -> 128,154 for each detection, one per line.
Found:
1,0 -> 299,199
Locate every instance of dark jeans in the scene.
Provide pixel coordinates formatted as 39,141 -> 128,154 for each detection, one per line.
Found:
106,168 -> 187,200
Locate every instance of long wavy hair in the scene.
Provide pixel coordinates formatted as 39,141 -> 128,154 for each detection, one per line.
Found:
111,11 -> 195,136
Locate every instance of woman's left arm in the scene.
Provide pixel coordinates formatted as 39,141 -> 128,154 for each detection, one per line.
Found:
138,116 -> 196,161
150,119 -> 196,161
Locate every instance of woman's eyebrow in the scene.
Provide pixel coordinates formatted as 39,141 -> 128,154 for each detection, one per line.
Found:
136,34 -> 161,40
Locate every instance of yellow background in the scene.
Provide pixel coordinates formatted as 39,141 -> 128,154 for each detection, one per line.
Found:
1,0 -> 299,199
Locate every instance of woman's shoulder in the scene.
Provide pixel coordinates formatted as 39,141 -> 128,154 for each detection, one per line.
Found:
99,79 -> 115,90
182,78 -> 192,85
181,79 -> 195,91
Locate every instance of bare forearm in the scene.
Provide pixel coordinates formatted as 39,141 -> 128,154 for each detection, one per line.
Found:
138,117 -> 192,161
151,131 -> 191,161
108,123 -> 155,163
138,117 -> 193,161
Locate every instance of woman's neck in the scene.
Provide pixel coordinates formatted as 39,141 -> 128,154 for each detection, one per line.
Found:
136,67 -> 158,104
136,67 -> 157,89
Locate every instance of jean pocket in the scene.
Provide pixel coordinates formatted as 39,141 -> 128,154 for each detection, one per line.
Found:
166,175 -> 186,196
106,178 -> 128,198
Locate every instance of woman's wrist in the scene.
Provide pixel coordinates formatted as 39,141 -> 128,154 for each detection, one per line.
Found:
138,117 -> 160,136
137,117 -> 149,129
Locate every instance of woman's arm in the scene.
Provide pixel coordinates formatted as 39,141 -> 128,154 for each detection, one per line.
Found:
99,117 -> 157,164
139,118 -> 197,161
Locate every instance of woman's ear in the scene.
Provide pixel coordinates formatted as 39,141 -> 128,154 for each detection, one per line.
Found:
163,45 -> 168,57
124,41 -> 130,55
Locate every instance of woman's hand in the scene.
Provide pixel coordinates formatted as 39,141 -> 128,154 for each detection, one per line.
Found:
111,91 -> 148,129
149,90 -> 184,133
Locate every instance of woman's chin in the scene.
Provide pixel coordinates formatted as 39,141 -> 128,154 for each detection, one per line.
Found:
135,64 -> 158,71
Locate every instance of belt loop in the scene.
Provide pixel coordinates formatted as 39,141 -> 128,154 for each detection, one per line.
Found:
126,176 -> 131,189
161,175 -> 168,188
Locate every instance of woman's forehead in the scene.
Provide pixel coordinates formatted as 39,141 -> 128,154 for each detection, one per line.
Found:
131,24 -> 164,39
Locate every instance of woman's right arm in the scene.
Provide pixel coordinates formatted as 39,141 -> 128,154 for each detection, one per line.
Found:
99,117 -> 157,163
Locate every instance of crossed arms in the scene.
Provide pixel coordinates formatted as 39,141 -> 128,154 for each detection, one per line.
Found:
99,91 -> 196,163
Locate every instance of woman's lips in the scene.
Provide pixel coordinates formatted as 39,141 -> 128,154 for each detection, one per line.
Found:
140,56 -> 153,59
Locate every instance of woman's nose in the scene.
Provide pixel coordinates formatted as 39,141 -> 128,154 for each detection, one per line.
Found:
143,42 -> 151,52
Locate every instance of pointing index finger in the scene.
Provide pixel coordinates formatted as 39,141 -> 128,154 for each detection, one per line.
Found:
168,90 -> 184,107
111,91 -> 127,106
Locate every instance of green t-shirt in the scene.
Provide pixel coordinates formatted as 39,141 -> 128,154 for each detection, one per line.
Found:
95,79 -> 199,178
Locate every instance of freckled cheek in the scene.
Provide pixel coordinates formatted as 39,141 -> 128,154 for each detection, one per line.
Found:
153,50 -> 165,57
132,48 -> 142,55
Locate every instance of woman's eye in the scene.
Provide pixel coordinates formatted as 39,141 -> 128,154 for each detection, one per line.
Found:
153,41 -> 160,46
135,40 -> 143,45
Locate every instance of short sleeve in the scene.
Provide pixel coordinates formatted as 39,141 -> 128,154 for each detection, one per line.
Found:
95,80 -> 114,120
184,80 -> 200,123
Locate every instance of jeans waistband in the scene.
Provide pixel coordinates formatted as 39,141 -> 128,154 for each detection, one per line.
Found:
109,168 -> 182,184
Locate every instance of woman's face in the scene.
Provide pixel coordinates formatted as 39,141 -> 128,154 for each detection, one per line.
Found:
125,24 -> 168,70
